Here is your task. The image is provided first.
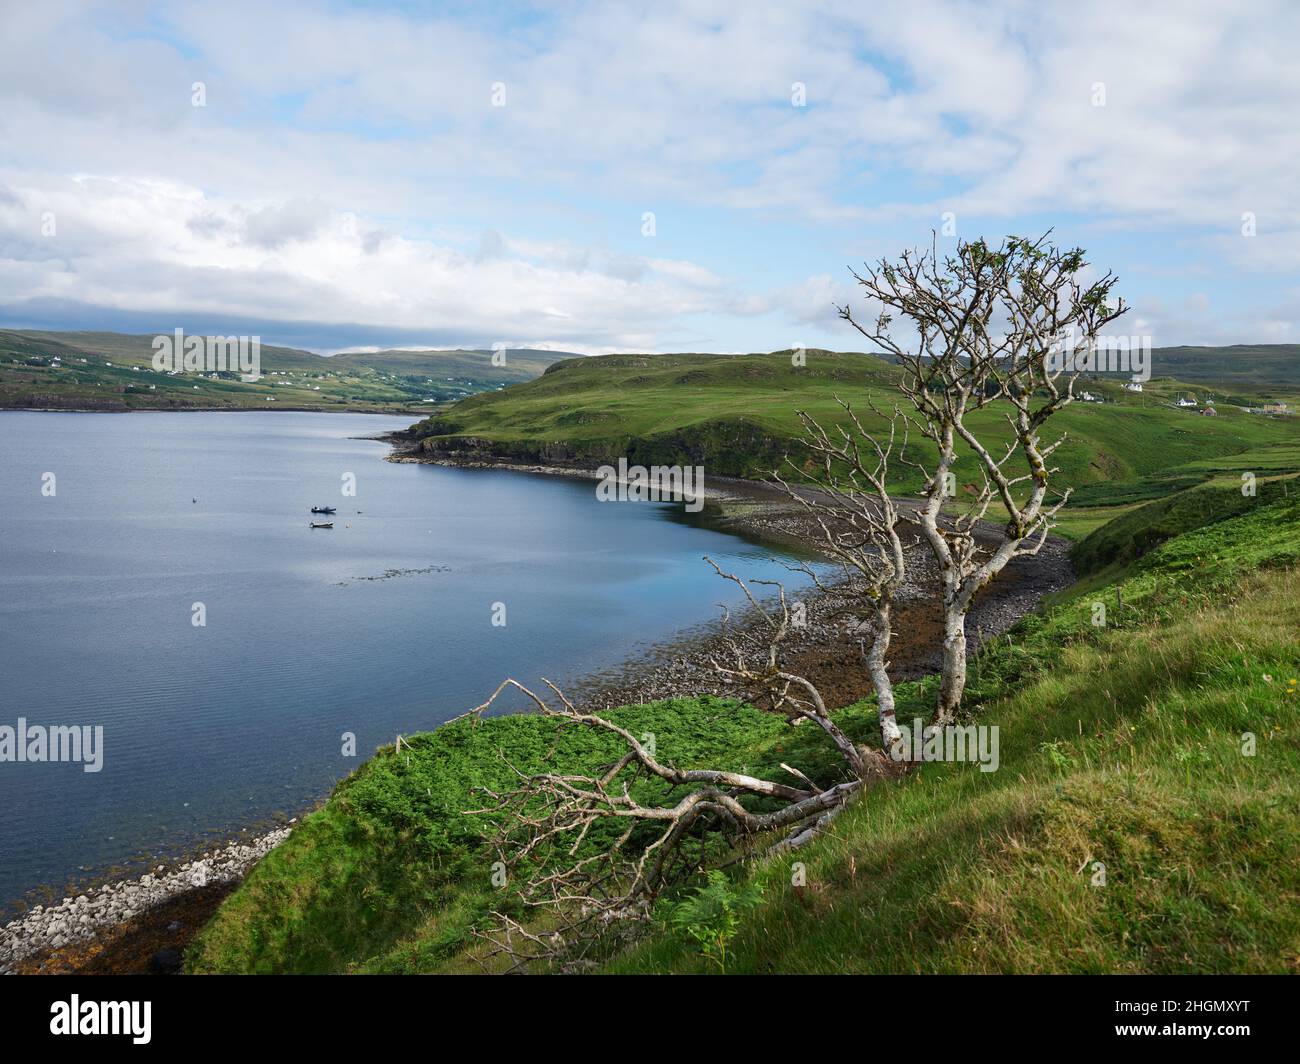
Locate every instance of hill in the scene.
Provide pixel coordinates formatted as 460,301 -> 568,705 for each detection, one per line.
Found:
0,330 -> 567,412
406,350 -> 1299,538
188,474 -> 1300,974
1139,344 -> 1300,393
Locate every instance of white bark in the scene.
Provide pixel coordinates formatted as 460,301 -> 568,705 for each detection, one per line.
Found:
838,233 -> 1128,725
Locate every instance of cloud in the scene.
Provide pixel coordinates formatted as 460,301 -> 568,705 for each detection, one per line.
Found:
0,173 -> 750,350
242,199 -> 330,248
0,0 -> 1297,348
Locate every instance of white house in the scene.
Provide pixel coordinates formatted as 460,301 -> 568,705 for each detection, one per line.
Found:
1123,375 -> 1144,393
1176,396 -> 1198,408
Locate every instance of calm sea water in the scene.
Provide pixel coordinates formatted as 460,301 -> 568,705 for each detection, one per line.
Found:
0,410 -> 812,908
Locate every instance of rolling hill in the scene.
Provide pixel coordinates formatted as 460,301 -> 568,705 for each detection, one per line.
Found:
406,349 -> 1300,538
1132,344 -> 1300,392
0,330 -> 569,412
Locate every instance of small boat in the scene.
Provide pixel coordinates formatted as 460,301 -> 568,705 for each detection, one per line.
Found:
310,521 -> 334,529
310,506 -> 337,514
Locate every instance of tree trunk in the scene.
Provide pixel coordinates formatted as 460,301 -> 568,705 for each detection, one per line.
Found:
866,601 -> 901,750
935,608 -> 967,724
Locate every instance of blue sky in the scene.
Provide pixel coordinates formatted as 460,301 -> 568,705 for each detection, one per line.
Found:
1,0 -> 1297,354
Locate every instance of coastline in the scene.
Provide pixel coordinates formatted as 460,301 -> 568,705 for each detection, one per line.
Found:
1,825 -> 294,975
3,428 -> 1073,975
383,432 -> 1075,711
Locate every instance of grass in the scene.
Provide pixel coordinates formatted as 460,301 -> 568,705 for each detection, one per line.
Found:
187,698 -> 833,973
1070,474 -> 1300,575
611,498 -> 1300,973
189,485 -> 1300,974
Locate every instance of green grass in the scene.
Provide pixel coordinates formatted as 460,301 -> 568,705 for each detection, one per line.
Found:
1124,344 -> 1300,392
1070,475 -> 1300,576
187,698 -> 844,973
611,497 -> 1300,973
189,486 -> 1300,974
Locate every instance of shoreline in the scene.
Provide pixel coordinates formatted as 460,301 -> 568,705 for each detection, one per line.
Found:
3,432 -> 1074,974
383,435 -> 1075,710
0,825 -> 295,975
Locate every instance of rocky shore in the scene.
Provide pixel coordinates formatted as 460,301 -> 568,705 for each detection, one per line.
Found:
0,827 -> 292,975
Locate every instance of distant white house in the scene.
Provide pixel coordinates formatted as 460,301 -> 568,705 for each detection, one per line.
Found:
1079,390 -> 1102,402
1123,375 -> 1144,392
1176,396 -> 1198,408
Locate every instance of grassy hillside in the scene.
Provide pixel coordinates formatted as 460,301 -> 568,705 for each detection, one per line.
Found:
410,350 -> 1299,538
189,482 -> 1300,974
0,330 -> 564,412
1135,344 -> 1300,393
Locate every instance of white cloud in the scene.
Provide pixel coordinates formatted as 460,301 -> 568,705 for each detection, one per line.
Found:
0,173 -> 754,348
0,0 -> 1297,347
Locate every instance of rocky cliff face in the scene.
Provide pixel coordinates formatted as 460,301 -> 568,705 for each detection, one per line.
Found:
417,434 -> 589,466
406,418 -> 794,479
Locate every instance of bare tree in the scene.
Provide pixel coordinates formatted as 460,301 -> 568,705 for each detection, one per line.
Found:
466,233 -> 1127,970
840,233 -> 1127,722
466,565 -> 873,971
773,402 -> 913,751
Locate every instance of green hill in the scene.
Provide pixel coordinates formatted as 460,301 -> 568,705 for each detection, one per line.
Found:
0,330 -> 567,412
407,350 -> 1299,539
1139,344 -> 1300,393
188,470 -> 1300,974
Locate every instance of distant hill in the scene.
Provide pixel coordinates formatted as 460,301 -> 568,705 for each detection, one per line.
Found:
1143,345 -> 1300,392
1072,344 -> 1300,395
0,330 -> 569,412
4,330 -> 1296,415
330,347 -> 567,382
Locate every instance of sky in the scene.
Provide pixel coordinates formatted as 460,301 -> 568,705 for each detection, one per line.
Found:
1,0 -> 1297,355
